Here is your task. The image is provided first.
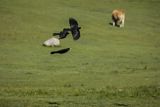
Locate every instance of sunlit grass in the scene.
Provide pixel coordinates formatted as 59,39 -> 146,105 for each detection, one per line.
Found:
0,0 -> 160,106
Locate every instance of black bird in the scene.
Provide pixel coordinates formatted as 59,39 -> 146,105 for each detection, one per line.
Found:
53,29 -> 70,39
53,18 -> 81,40
69,18 -> 81,40
50,48 -> 70,54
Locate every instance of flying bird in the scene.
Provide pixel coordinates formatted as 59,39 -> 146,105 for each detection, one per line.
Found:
49,18 -> 81,55
53,28 -> 70,39
50,48 -> 70,54
69,18 -> 81,40
53,18 -> 81,40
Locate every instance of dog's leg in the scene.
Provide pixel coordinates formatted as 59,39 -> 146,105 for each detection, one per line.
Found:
121,18 -> 125,27
112,20 -> 116,26
120,16 -> 125,27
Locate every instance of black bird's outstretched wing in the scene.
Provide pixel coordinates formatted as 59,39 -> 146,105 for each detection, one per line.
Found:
50,48 -> 70,54
52,18 -> 81,40
69,18 -> 81,40
53,29 -> 70,39
69,18 -> 78,29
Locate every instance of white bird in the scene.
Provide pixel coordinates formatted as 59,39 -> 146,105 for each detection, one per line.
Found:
43,37 -> 60,47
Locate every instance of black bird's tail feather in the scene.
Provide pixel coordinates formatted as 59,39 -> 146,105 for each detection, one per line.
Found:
53,33 -> 60,36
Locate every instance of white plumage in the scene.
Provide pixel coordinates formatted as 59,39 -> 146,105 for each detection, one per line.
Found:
43,37 -> 60,47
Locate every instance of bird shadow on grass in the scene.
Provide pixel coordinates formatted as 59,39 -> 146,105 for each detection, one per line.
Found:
47,101 -> 60,107
113,103 -> 128,106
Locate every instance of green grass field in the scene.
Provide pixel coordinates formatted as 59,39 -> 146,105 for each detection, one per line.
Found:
0,0 -> 160,106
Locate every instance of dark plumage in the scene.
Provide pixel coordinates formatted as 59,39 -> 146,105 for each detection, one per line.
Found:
50,48 -> 70,54
69,18 -> 81,40
53,18 -> 81,40
53,29 -> 69,39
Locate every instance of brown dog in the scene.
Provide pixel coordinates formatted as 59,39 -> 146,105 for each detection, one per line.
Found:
112,9 -> 125,27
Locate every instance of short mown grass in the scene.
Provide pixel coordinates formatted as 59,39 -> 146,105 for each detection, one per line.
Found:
0,0 -> 160,106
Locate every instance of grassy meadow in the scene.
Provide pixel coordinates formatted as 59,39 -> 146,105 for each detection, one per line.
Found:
0,0 -> 160,106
